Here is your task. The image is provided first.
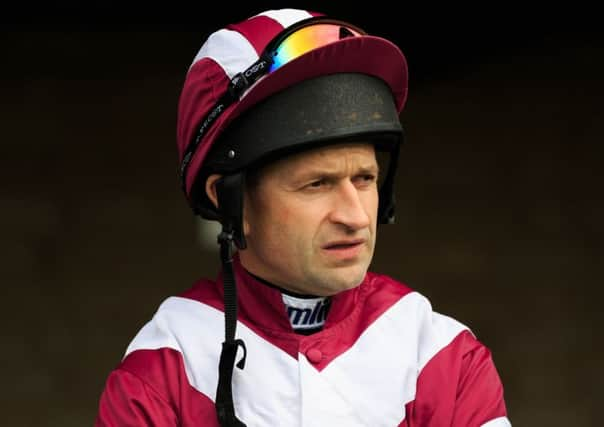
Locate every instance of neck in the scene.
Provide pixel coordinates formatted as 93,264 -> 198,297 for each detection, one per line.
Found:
245,269 -> 330,334
247,270 -> 319,299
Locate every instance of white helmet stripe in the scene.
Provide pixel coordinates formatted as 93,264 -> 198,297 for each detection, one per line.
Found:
191,29 -> 258,78
256,8 -> 314,28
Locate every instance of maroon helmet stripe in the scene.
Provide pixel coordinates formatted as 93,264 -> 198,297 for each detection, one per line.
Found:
228,15 -> 285,56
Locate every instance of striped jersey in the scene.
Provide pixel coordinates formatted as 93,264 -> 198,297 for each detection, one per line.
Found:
95,255 -> 510,426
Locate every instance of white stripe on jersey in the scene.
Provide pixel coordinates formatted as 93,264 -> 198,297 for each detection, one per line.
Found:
125,292 -> 468,426
310,292 -> 468,425
191,29 -> 258,76
482,416 -> 512,427
125,297 -> 301,424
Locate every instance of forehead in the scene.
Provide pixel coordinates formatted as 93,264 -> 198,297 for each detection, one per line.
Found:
263,142 -> 377,174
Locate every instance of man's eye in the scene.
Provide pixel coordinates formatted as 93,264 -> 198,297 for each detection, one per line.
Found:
355,174 -> 376,184
309,180 -> 324,188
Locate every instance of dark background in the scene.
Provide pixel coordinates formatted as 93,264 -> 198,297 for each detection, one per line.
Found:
3,3 -> 602,426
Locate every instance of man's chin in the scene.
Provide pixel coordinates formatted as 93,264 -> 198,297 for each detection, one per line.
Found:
325,266 -> 368,293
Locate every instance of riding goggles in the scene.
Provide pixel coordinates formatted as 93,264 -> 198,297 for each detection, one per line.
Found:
179,16 -> 367,191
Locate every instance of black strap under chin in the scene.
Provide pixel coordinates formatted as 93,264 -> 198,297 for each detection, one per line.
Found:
215,228 -> 247,427
215,173 -> 247,249
215,339 -> 247,426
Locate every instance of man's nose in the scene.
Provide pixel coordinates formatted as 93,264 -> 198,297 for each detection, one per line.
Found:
328,181 -> 371,230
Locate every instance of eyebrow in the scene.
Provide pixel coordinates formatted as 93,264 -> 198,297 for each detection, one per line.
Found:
294,163 -> 380,182
358,164 -> 380,175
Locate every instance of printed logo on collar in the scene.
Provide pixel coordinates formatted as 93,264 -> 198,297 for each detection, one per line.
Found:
282,294 -> 331,331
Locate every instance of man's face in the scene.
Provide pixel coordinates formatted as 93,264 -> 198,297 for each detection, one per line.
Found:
239,143 -> 379,296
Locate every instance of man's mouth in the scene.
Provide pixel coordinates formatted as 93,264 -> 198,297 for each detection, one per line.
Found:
323,239 -> 365,250
322,239 -> 366,260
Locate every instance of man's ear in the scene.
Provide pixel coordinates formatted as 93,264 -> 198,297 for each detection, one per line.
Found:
205,174 -> 223,209
207,173 -> 248,249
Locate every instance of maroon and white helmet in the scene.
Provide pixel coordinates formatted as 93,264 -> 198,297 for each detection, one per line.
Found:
176,8 -> 409,245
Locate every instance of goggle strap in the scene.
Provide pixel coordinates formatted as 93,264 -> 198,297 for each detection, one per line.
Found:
179,54 -> 275,193
179,90 -> 231,191
228,53 -> 274,99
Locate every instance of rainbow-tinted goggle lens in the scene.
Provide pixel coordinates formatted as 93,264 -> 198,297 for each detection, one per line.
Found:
269,21 -> 365,72
179,17 -> 366,192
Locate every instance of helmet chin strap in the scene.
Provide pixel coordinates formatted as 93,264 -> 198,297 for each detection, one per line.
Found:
377,134 -> 402,225
215,173 -> 247,426
215,173 -> 247,249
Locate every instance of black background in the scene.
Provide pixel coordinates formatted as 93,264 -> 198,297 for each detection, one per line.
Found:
3,2 -> 602,426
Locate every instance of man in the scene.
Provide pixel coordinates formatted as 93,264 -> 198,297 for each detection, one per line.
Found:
95,8 -> 511,427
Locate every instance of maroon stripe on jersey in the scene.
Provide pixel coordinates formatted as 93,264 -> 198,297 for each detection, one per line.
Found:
227,15 -> 285,56
97,348 -> 219,426
401,330 -> 508,426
